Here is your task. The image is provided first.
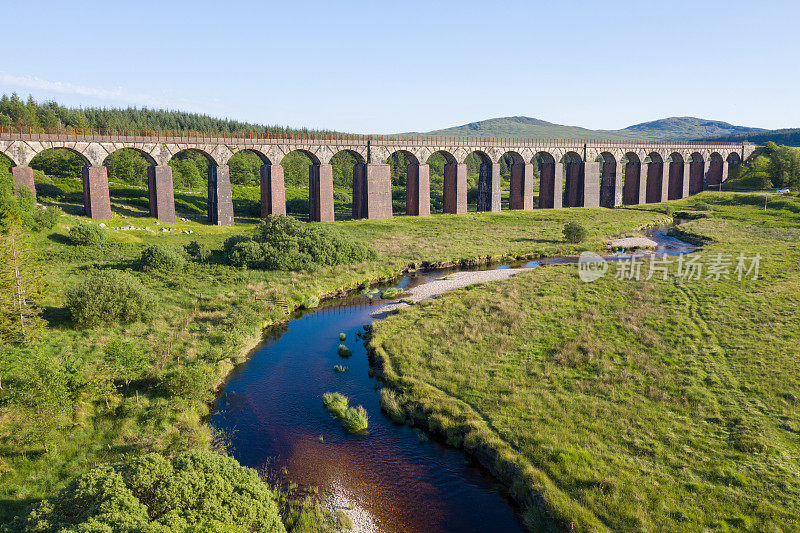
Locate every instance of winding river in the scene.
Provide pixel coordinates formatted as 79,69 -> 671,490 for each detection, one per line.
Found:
209,227 -> 696,532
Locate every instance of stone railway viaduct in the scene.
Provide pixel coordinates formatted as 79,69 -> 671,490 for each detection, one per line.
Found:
1,130 -> 754,225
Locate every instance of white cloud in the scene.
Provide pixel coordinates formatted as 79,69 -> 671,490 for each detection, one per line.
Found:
0,72 -> 213,112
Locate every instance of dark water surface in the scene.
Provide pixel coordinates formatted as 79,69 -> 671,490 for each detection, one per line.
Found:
209,228 -> 696,532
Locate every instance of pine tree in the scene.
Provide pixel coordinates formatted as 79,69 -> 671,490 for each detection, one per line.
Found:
0,224 -> 46,348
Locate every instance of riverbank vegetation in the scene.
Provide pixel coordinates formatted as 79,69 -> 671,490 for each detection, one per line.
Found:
369,192 -> 800,531
322,392 -> 369,434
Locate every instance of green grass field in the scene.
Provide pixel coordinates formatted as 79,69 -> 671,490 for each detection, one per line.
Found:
369,192 -> 800,531
0,181 -> 670,524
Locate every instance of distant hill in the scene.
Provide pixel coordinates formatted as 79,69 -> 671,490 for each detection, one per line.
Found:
416,116 -> 631,141
617,117 -> 765,141
418,115 -> 767,142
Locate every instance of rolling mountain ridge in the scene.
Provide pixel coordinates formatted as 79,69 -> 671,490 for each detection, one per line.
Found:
415,116 -> 769,142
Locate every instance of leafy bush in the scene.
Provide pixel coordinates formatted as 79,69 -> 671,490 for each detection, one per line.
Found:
66,270 -> 155,327
184,240 -> 211,263
339,332 -> 346,341
34,205 -> 59,230
322,392 -> 348,418
158,364 -> 215,401
693,202 -> 713,211
228,240 -> 266,268
5,451 -> 286,532
139,244 -> 186,272
68,222 -> 106,246
563,222 -> 587,244
222,215 -> 377,271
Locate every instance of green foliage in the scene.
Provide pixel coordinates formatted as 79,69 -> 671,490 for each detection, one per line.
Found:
380,287 -> 403,299
184,240 -> 211,263
322,392 -> 368,433
222,215 -> 377,270
337,344 -> 351,357
379,388 -> 405,424
30,148 -> 84,178
169,150 -> 209,190
0,225 -> 47,345
104,148 -> 150,186
301,295 -> 319,309
229,150 -> 263,186
68,222 -> 106,246
693,202 -> 713,211
339,332 -> 346,341
66,270 -> 155,327
4,450 -> 286,532
139,244 -> 187,272
333,365 -> 348,373
158,364 -> 215,401
728,144 -> 800,190
562,221 -> 587,243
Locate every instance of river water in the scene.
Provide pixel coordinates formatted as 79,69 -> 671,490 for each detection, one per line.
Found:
209,227 -> 696,532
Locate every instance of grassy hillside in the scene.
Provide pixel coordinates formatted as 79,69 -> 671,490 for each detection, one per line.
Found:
419,116 -> 764,141
370,192 -> 800,531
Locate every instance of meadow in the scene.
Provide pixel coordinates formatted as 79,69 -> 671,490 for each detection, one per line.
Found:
369,192 -> 800,531
0,178 -> 666,525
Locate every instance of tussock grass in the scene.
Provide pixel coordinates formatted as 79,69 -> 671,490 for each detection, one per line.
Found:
337,344 -> 352,357
322,392 -> 368,433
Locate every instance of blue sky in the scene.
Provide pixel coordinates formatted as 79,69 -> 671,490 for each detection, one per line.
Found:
2,0 -> 798,133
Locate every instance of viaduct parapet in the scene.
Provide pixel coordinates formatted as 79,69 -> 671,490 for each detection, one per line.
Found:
1,129 -> 754,225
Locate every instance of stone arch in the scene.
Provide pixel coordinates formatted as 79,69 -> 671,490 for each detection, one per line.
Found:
169,148 -> 232,226
562,151 -> 583,207
280,148 -> 329,222
708,152 -> 724,187
387,149 -> 428,216
534,151 -> 559,209
467,150 -> 500,212
100,147 -> 169,221
622,152 -> 642,205
426,150 -> 463,214
598,151 -> 618,208
645,152 -> 665,203
30,147 -> 114,219
330,149 -> 367,220
667,152 -> 685,200
688,152 -> 705,194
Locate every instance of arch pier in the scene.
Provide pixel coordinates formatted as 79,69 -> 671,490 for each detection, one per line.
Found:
1,131 -> 752,225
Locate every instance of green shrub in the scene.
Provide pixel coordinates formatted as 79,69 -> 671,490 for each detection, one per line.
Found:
562,221 -> 587,244
339,332 -> 346,341
139,244 -> 186,272
184,240 -> 211,263
68,222 -> 106,246
337,344 -> 352,357
228,240 -> 266,268
693,202 -> 714,211
158,364 -> 215,401
334,365 -> 348,373
66,270 -> 155,327
223,233 -> 255,254
333,189 -> 351,203
33,205 -> 59,230
5,451 -> 286,532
